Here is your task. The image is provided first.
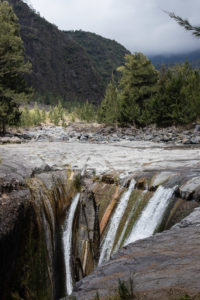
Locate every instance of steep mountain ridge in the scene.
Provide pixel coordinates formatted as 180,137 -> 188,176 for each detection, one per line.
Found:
7,0 -> 130,104
8,0 -> 104,104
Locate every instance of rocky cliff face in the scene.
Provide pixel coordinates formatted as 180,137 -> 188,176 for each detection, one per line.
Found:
0,138 -> 200,299
0,168 -> 78,300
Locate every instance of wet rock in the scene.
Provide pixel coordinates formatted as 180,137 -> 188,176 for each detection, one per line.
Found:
0,188 -> 54,300
135,177 -> 149,190
179,177 -> 200,200
173,207 -> 200,229
68,209 -> 200,300
150,172 -> 178,190
72,189 -> 100,281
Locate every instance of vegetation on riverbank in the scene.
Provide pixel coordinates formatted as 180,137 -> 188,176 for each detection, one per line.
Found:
20,53 -> 200,129
1,2 -> 200,135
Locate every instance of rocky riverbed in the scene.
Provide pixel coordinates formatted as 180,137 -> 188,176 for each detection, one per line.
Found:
1,123 -> 200,145
0,128 -> 200,300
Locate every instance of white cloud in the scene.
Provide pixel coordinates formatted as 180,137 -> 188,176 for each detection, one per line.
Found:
28,0 -> 200,55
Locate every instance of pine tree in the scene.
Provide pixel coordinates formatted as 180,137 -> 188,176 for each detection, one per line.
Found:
151,62 -> 200,126
98,75 -> 119,124
117,53 -> 158,125
0,1 -> 31,134
168,12 -> 200,37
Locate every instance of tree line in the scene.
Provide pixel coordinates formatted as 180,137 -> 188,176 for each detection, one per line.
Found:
0,1 -> 200,134
98,54 -> 200,126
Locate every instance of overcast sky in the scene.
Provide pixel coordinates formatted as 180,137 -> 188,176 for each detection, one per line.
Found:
26,0 -> 200,55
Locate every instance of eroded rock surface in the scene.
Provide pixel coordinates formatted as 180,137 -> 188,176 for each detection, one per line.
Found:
68,210 -> 200,300
0,139 -> 200,300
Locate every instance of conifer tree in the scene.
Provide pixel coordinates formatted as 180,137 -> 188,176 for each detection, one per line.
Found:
117,53 -> 158,125
98,75 -> 119,124
168,12 -> 200,37
0,1 -> 31,134
150,62 -> 200,125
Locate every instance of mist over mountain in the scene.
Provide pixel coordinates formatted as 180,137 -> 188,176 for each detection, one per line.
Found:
149,49 -> 200,70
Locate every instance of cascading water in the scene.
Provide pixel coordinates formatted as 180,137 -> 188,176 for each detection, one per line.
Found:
113,190 -> 148,254
124,186 -> 174,246
62,193 -> 80,295
98,179 -> 136,266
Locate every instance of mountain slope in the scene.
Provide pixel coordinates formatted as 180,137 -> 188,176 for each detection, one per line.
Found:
7,0 -> 130,104
8,0 -> 104,104
66,30 -> 130,88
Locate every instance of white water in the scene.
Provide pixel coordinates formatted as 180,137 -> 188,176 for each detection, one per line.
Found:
98,179 -> 136,266
124,186 -> 174,246
113,190 -> 147,254
62,193 -> 80,295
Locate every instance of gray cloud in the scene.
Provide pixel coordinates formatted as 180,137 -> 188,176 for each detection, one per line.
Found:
28,0 -> 200,55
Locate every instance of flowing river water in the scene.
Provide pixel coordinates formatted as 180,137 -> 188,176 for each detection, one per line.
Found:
62,193 -> 80,295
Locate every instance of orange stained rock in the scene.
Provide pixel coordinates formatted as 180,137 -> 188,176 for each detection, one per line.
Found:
100,186 -> 120,236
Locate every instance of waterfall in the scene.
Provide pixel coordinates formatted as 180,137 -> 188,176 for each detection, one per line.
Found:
113,190 -> 148,254
98,179 -> 136,266
62,193 -> 80,295
124,186 -> 174,246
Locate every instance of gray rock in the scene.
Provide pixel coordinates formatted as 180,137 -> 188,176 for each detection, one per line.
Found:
144,134 -> 153,141
179,177 -> 200,200
173,207 -> 200,228
190,136 -> 200,144
0,136 -> 21,144
194,124 -> 200,132
68,218 -> 200,300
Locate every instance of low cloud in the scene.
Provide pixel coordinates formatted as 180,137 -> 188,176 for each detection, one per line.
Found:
29,0 -> 200,55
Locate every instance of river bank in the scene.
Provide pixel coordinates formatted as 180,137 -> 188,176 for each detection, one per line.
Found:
1,122 -> 200,145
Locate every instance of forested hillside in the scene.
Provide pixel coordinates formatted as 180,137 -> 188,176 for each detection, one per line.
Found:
67,30 -> 130,88
7,0 -> 129,104
7,0 -> 104,104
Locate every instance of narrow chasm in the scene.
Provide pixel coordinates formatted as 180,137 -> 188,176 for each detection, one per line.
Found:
0,168 -> 199,300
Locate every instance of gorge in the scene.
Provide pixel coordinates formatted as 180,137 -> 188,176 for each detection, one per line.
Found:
0,128 -> 200,300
